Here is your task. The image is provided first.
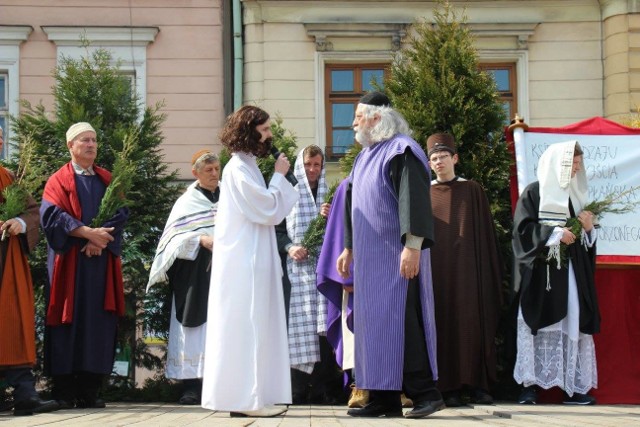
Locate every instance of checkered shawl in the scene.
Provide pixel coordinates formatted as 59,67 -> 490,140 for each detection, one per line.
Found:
286,150 -> 328,373
147,181 -> 217,290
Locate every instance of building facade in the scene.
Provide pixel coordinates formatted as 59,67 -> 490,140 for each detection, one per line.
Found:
0,0 -> 227,179
3,1 -> 640,176
240,0 -> 640,176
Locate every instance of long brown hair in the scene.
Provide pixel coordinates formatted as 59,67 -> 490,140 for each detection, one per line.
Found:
220,106 -> 270,156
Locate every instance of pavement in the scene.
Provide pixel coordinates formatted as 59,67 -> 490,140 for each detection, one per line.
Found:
1,402 -> 640,426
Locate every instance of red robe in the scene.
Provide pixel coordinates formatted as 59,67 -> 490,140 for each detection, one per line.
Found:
0,167 -> 39,367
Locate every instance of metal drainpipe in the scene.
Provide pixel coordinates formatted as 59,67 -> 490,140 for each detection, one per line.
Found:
232,0 -> 243,109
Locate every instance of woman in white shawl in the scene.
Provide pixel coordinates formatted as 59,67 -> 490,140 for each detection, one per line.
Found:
512,140 -> 600,405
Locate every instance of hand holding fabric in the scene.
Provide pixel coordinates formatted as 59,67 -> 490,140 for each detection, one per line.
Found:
0,218 -> 23,236
200,235 -> 214,251
337,248 -> 353,279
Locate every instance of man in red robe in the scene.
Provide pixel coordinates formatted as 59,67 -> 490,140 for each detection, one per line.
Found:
0,125 -> 59,416
40,122 -> 129,409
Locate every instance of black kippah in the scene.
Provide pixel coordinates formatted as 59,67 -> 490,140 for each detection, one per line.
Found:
359,91 -> 391,107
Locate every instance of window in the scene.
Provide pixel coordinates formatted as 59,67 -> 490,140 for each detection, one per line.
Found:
325,64 -> 388,159
0,25 -> 32,159
119,71 -> 137,99
42,26 -> 158,110
480,63 -> 517,125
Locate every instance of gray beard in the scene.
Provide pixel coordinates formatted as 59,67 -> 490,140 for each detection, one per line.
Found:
355,129 -> 373,147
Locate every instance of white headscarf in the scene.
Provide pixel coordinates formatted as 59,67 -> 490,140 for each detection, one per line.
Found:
536,140 -> 588,226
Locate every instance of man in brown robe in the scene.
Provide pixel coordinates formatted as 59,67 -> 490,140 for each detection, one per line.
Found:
0,125 -> 59,416
427,133 -> 503,407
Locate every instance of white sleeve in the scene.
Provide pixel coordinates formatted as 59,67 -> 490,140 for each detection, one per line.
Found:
546,227 -> 564,247
228,168 -> 299,226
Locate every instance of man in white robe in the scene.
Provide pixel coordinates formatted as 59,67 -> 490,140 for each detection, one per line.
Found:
147,150 -> 220,405
201,105 -> 299,417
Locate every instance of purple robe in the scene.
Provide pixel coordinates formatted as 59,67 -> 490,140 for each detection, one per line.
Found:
351,135 -> 438,390
316,178 -> 353,368
41,174 -> 128,375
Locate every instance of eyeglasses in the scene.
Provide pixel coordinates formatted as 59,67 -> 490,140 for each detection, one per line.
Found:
429,154 -> 451,163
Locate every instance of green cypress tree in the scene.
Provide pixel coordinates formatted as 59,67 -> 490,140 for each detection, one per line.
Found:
385,1 -> 511,237
7,48 -> 180,389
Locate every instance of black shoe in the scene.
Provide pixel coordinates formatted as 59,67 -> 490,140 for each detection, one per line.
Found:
443,391 -> 463,407
0,398 -> 15,412
76,398 -> 106,409
13,397 -> 60,416
309,391 -> 340,405
179,390 -> 200,405
292,392 -> 309,405
518,386 -> 537,404
470,388 -> 493,405
563,392 -> 596,405
347,400 -> 403,418
56,399 -> 76,410
404,399 -> 445,419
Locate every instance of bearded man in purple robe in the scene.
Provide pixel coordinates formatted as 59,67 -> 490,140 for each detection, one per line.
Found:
336,92 -> 443,418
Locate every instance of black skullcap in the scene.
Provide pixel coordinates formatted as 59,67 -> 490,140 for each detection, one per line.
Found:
359,91 -> 391,107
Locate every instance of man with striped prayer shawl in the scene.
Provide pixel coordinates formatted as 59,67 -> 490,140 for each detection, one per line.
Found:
147,150 -> 220,405
336,92 -> 444,418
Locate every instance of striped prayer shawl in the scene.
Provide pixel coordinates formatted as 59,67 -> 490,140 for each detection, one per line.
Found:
147,181 -> 217,289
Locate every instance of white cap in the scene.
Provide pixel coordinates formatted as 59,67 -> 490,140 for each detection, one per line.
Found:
66,122 -> 96,142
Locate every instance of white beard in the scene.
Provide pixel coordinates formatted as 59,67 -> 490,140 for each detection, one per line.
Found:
355,128 -> 373,147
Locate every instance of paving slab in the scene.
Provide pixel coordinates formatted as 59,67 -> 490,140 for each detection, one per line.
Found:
0,402 -> 639,426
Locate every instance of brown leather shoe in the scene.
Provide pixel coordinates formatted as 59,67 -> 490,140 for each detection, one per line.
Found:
347,384 -> 369,408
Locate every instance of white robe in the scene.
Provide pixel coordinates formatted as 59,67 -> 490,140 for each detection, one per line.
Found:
514,227 -> 598,396
166,297 -> 206,379
165,233 -> 208,380
201,152 -> 298,412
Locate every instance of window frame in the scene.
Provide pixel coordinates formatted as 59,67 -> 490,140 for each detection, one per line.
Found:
41,26 -> 158,111
324,62 -> 389,159
479,62 -> 517,124
0,25 -> 32,159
